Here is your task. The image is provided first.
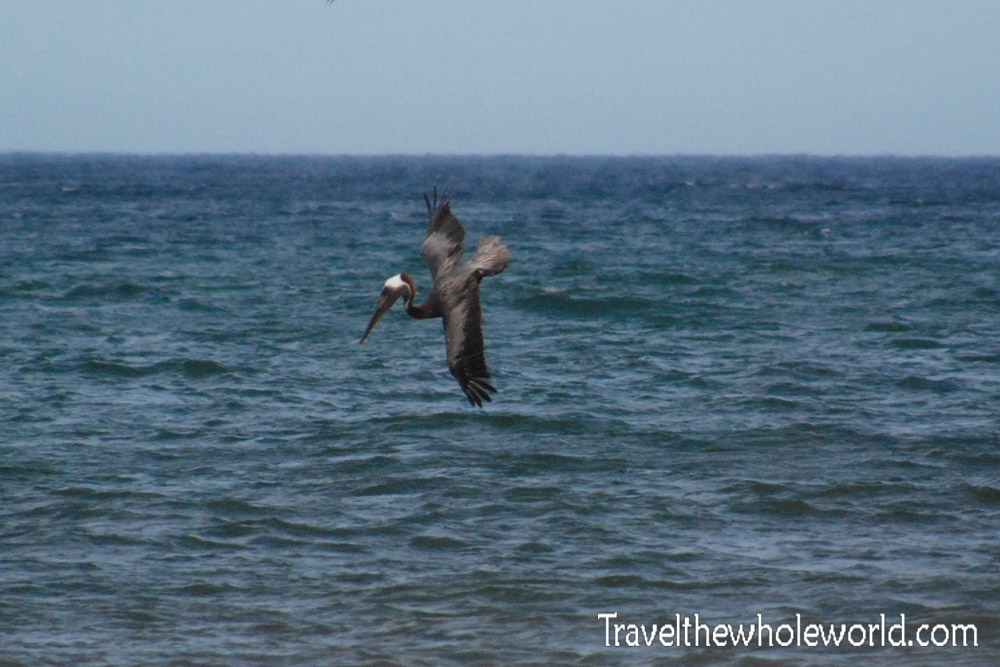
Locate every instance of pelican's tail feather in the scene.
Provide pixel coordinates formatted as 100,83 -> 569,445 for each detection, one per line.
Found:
469,235 -> 510,278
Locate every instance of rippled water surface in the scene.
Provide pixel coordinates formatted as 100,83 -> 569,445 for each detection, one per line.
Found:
2,155 -> 1000,665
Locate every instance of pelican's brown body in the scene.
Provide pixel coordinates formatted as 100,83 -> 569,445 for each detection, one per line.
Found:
360,190 -> 511,407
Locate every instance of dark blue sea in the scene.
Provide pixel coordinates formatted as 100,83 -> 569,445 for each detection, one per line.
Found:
2,154 -> 999,665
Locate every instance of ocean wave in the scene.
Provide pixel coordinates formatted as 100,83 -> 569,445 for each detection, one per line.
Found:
81,357 -> 231,379
890,337 -> 945,350
63,281 -> 152,300
897,374 -> 961,392
176,297 -> 228,313
410,534 -> 473,550
962,483 -> 1000,505
730,497 -> 849,519
513,289 -> 653,319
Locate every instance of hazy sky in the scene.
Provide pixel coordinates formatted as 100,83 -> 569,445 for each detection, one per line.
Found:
3,1 -> 999,155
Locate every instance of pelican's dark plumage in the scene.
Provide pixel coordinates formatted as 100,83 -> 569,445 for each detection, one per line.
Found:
360,189 -> 511,407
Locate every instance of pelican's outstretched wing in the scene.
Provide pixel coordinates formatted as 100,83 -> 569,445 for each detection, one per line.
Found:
417,188 -> 510,407
441,281 -> 496,407
420,189 -> 465,287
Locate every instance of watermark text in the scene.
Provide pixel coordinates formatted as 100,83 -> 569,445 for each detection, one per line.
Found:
597,612 -> 978,649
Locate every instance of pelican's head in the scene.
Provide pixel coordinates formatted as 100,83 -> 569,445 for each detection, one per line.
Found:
359,273 -> 412,344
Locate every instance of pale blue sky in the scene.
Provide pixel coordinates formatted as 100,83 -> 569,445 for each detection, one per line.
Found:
2,0 -> 998,155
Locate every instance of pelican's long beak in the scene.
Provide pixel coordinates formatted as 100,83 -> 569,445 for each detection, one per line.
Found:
359,289 -> 403,344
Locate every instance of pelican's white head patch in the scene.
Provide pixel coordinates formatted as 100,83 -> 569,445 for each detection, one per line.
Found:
384,274 -> 407,291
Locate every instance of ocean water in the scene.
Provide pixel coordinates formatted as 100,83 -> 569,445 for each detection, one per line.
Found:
2,154 -> 999,665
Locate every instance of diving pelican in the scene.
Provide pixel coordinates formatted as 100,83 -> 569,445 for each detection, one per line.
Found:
360,189 -> 511,407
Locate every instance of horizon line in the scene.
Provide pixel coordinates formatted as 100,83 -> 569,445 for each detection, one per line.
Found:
3,150 -> 1000,160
